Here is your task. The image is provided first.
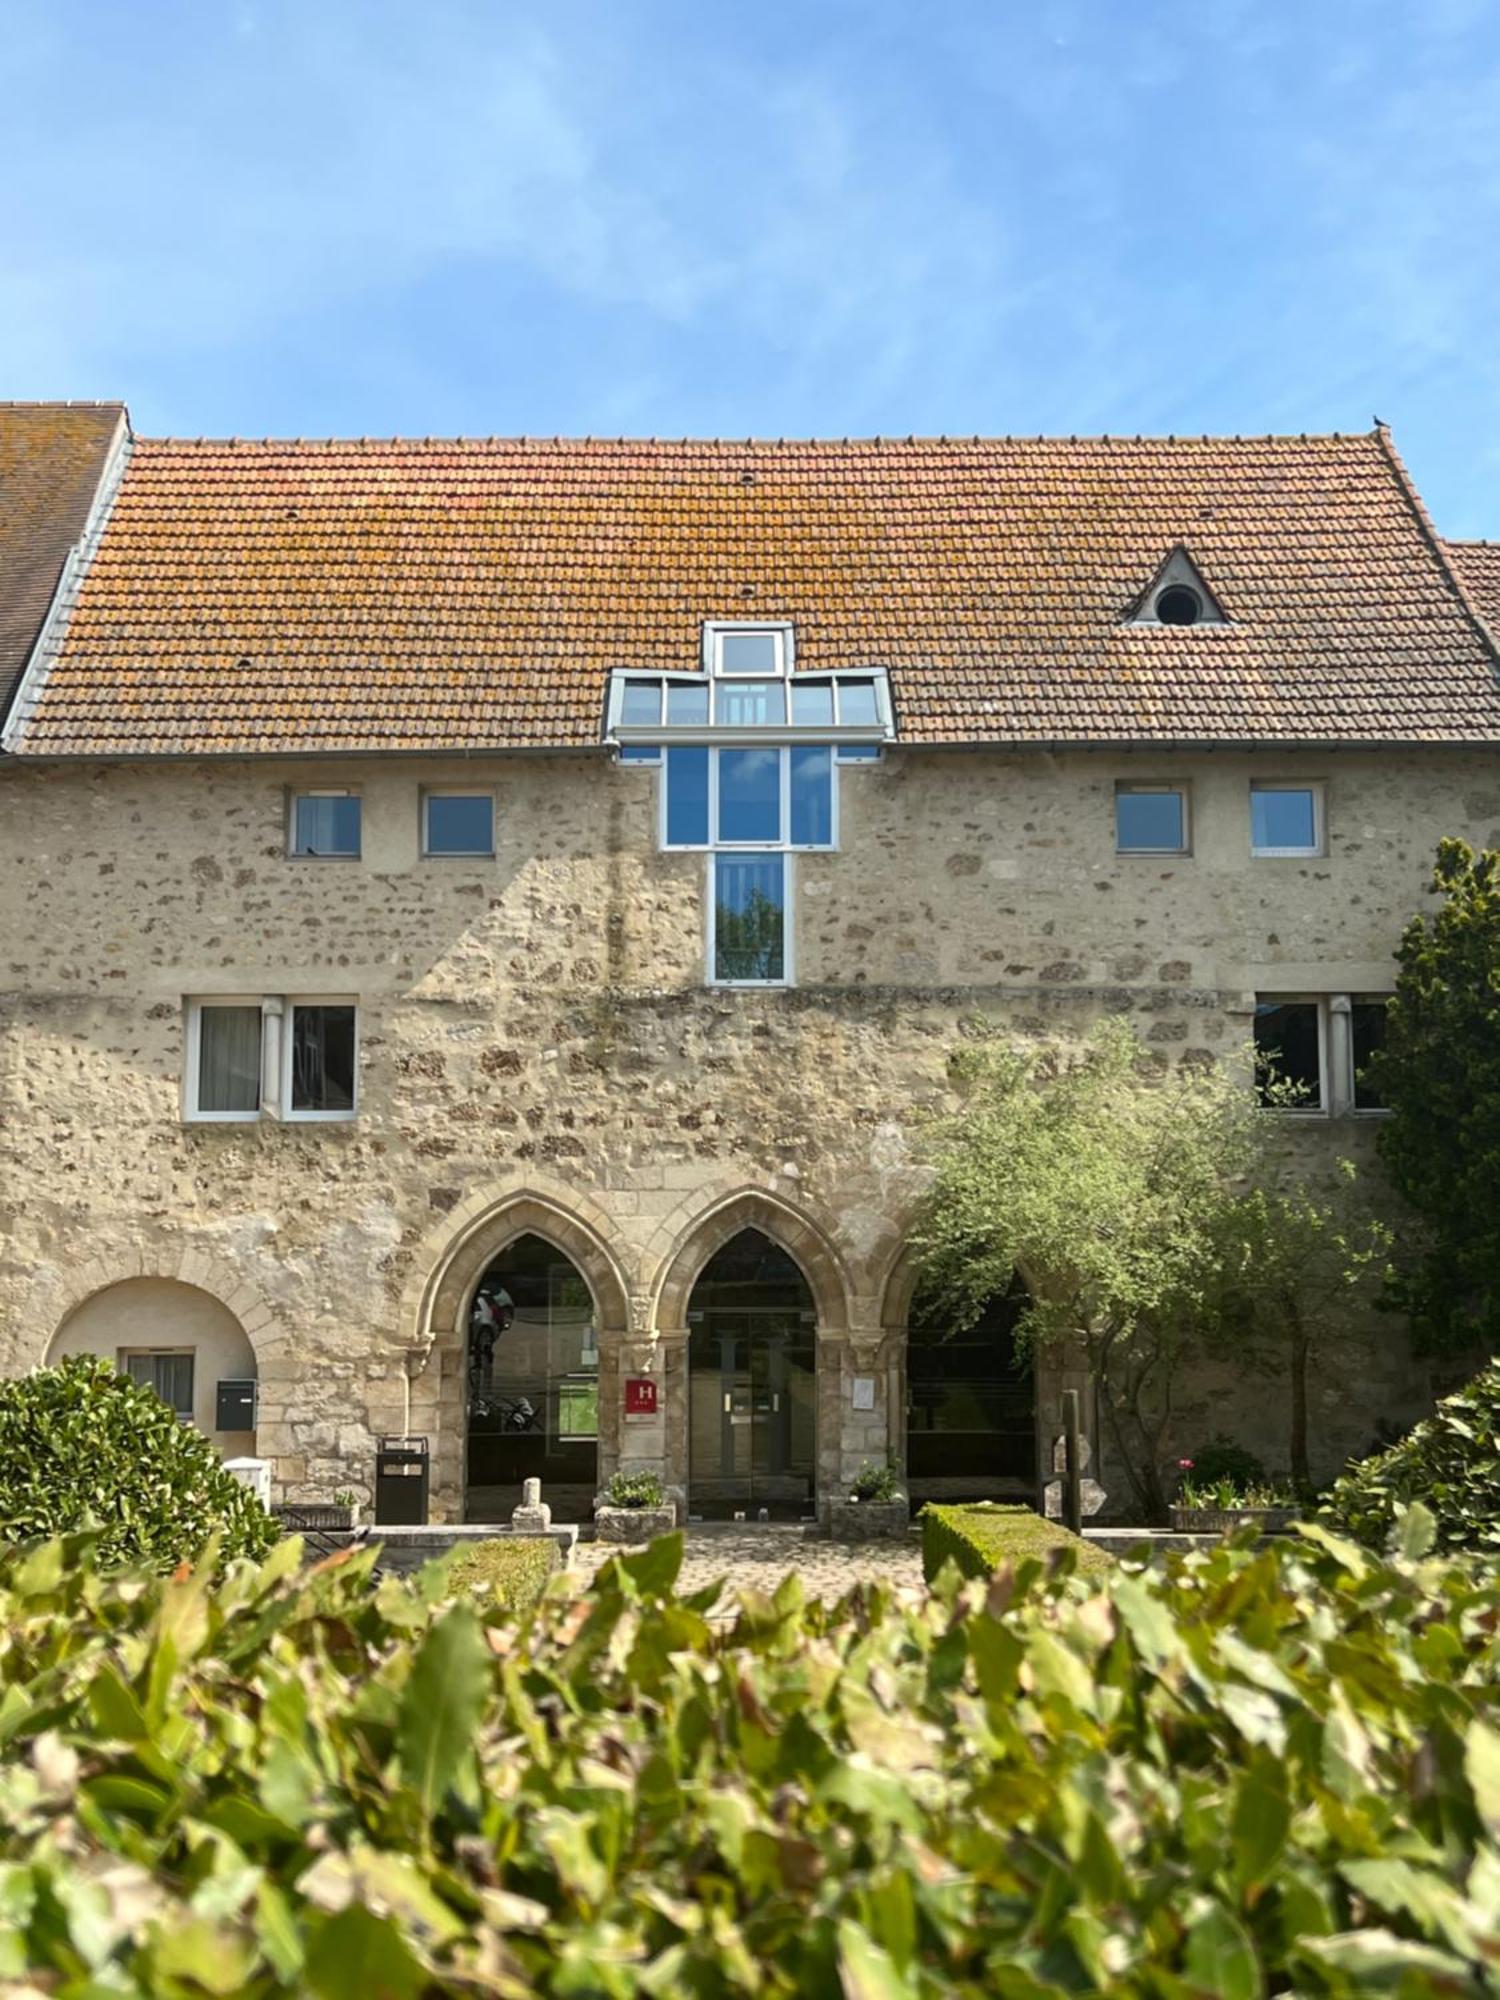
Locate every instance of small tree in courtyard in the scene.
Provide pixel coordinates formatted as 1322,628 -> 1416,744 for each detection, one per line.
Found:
914,1021 -> 1260,1521
1371,837 -> 1500,1356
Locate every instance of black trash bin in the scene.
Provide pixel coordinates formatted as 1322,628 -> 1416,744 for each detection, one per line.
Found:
374,1434 -> 430,1526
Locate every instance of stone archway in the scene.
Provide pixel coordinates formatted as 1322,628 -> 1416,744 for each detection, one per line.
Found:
401,1183 -> 632,1522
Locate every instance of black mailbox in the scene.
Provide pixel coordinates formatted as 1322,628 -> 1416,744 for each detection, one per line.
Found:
375,1434 -> 430,1526
216,1378 -> 258,1431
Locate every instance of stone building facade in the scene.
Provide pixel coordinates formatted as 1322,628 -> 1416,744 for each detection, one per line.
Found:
3,412 -> 1499,1522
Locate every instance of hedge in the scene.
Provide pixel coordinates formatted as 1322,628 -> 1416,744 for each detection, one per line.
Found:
442,1536 -> 559,1609
1323,1354 -> 1500,1554
3,1515 -> 1497,1992
921,1500 -> 1112,1583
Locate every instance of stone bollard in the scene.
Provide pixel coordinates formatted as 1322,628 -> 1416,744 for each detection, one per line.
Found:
511,1476 -> 552,1534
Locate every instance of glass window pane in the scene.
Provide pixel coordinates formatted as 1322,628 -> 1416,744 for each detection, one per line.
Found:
158,1354 -> 194,1416
836,679 -> 880,725
790,681 -> 835,726
292,794 -> 360,857
718,747 -> 782,842
290,1005 -> 356,1113
717,630 -> 781,675
1352,1000 -> 1388,1111
714,854 -> 785,982
1116,789 -> 1185,852
620,681 -> 662,726
1252,786 -> 1318,853
714,680 -> 784,727
1254,1000 -> 1322,1108
665,746 -> 710,846
837,743 -> 881,763
426,794 -> 493,855
790,745 -> 833,846
197,1005 -> 261,1114
618,744 -> 660,764
666,681 -> 710,725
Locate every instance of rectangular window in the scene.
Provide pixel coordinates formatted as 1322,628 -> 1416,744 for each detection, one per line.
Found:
712,627 -> 787,676
790,745 -> 833,846
714,679 -> 785,728
619,681 -> 663,727
713,853 -> 787,984
718,746 -> 782,843
835,678 -> 881,726
664,746 -> 711,846
1116,784 -> 1188,854
1254,998 -> 1324,1110
836,743 -> 882,764
666,680 -> 710,725
286,1002 -> 357,1119
423,792 -> 494,857
290,791 -> 361,858
790,680 -> 835,727
1351,998 -> 1389,1112
618,744 -> 661,764
124,1351 -> 194,1418
190,1002 -> 262,1119
1251,783 -> 1322,857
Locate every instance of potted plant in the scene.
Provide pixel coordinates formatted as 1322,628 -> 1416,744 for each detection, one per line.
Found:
594,1469 -> 676,1544
1169,1443 -> 1300,1533
825,1459 -> 910,1541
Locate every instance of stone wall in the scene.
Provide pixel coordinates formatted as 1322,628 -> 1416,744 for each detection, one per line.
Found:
1,744 -> 1487,1517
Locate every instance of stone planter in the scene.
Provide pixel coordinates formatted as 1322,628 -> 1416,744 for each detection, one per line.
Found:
825,1494 -> 910,1542
595,1502 -> 677,1545
274,1502 -> 359,1533
1169,1504 -> 1300,1534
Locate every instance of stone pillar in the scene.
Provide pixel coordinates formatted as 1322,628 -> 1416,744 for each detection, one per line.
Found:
1328,993 -> 1353,1116
816,1327 -> 894,1525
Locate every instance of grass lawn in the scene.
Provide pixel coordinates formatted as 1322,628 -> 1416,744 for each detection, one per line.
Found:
442,1535 -> 558,1608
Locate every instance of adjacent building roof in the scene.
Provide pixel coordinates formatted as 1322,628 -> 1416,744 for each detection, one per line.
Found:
6,422 -> 1500,755
1443,540 -> 1500,637
0,402 -> 126,731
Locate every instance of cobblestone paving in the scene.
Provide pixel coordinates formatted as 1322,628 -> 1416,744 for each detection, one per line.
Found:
570,1526 -> 924,1609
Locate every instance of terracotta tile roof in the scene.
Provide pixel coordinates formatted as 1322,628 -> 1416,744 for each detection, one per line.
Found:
0,402 -> 125,730
11,427 -> 1500,755
1443,540 -> 1500,638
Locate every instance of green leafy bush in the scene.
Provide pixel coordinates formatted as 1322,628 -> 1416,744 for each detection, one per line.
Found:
0,1355 -> 279,1571
848,1458 -> 902,1502
1178,1433 -> 1268,1492
601,1468 -> 665,1508
1323,1355 -> 1500,1553
0,1521 -> 1497,1991
921,1500 -> 1111,1581
442,1536 -> 558,1609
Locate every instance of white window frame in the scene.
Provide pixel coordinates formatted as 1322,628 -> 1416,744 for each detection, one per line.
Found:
659,744 -> 839,853
421,788 -> 496,859
121,1348 -> 195,1418
703,620 -> 794,677
1115,782 -> 1190,856
1250,781 -> 1325,859
288,787 -> 362,861
1254,994 -> 1328,1115
184,997 -> 264,1123
282,997 -> 359,1123
706,851 -> 794,989
604,666 -> 893,748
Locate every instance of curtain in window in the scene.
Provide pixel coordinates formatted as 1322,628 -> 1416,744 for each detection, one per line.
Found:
198,1006 -> 261,1113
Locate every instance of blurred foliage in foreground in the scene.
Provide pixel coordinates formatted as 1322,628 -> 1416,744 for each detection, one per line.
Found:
0,1518 -> 1498,1996
1324,1354 -> 1500,1556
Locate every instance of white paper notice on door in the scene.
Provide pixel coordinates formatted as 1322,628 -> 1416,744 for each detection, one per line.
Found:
851,1375 -> 876,1411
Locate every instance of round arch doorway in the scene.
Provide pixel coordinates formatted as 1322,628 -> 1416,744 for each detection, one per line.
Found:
905,1273 -> 1037,1505
687,1228 -> 818,1520
465,1232 -> 599,1522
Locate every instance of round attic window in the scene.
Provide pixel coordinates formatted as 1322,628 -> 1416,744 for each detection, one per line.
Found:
1155,584 -> 1203,626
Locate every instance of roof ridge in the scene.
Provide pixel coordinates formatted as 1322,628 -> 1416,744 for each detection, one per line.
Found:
0,399 -> 127,411
1443,537 -> 1500,549
130,429 -> 1385,450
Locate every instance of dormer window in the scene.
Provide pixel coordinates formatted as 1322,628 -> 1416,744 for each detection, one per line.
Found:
708,623 -> 790,676
1130,547 -> 1226,628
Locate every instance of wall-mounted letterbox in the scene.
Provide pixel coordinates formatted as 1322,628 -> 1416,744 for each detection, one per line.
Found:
216,1378 -> 258,1431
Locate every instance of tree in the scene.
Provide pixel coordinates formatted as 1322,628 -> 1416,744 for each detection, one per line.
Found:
1219,1166 -> 1392,1497
913,1021 -> 1261,1522
1371,838 -> 1500,1355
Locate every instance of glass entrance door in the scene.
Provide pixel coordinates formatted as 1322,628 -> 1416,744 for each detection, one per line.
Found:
688,1310 -> 817,1517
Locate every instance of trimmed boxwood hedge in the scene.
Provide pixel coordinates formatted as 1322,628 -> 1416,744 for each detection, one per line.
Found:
5,1516 -> 1495,1993
442,1536 -> 559,1609
1324,1355 -> 1500,1554
0,1354 -> 279,1571
921,1500 -> 1111,1582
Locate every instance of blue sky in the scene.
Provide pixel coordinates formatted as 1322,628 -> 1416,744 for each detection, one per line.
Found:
4,0 -> 1500,530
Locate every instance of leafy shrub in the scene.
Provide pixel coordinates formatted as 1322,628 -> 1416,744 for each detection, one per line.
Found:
0,1355 -> 279,1570
442,1536 -> 558,1609
1177,1475 -> 1297,1510
601,1468 -> 665,1509
1178,1433 -> 1268,1492
921,1500 -> 1111,1581
848,1458 -> 902,1502
1,1518 -> 1498,1992
1323,1354 -> 1500,1553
